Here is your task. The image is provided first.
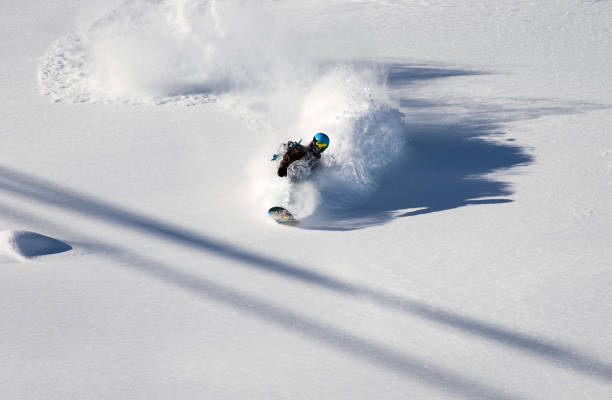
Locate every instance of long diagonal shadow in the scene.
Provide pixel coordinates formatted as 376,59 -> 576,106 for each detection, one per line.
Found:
112,250 -> 523,400
1,165 -> 612,383
0,203 -> 521,400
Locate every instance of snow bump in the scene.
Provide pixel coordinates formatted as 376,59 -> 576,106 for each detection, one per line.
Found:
0,230 -> 72,261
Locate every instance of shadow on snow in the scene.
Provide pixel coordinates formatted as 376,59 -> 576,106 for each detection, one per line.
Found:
302,119 -> 531,230
299,63 -> 602,230
1,164 -> 612,385
0,201 -> 520,400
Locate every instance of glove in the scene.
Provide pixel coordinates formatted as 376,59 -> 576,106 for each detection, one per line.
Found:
277,165 -> 288,177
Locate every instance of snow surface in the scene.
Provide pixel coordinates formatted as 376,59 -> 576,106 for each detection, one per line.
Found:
1,0 -> 612,399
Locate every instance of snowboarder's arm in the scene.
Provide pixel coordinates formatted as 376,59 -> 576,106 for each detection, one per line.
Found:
272,139 -> 306,177
277,144 -> 307,177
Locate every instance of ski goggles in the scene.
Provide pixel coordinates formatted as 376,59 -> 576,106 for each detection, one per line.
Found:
314,140 -> 328,150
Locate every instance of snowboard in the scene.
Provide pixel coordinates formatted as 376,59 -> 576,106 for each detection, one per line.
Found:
268,207 -> 297,224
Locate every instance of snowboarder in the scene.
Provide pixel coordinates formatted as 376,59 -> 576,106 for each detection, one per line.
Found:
272,132 -> 330,178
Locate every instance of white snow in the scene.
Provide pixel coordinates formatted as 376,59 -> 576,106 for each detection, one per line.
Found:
2,0 -> 612,399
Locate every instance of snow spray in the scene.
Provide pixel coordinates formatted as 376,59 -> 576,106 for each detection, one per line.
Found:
39,0 -> 406,221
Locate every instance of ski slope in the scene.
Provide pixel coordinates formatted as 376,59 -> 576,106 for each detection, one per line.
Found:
1,1 -> 612,399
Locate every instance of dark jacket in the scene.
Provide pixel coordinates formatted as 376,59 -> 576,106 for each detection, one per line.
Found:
277,140 -> 321,177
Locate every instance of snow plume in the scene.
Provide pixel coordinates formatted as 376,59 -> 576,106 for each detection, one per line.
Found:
248,66 -> 406,221
39,0 -> 314,104
39,0 -> 406,222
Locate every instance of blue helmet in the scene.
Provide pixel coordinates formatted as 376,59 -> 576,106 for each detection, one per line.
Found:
313,132 -> 330,153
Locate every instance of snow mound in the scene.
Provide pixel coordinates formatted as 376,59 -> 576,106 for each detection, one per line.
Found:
0,230 -> 72,260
